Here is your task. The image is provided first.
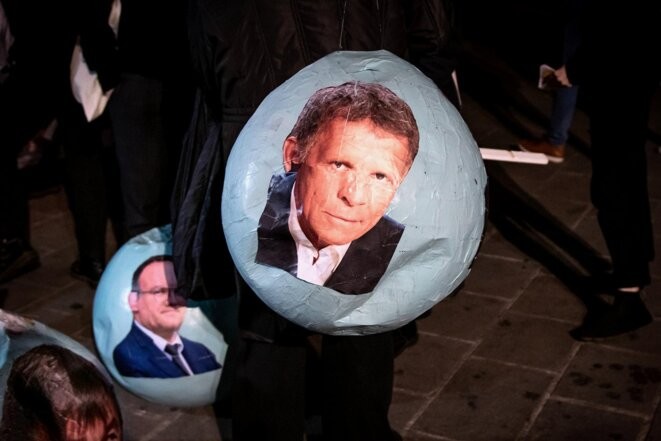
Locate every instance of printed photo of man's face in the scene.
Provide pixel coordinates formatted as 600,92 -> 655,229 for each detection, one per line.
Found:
284,117 -> 412,248
255,81 -> 419,294
129,258 -> 185,340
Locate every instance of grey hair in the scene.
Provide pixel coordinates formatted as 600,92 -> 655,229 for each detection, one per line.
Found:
287,81 -> 419,167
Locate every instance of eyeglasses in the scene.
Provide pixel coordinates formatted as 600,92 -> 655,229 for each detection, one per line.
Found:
135,287 -> 181,297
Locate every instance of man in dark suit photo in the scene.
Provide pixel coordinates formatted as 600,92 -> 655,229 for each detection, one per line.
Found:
256,81 -> 419,295
113,255 -> 221,378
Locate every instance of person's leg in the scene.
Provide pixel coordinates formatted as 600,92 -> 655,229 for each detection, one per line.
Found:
108,74 -> 172,238
0,78 -> 41,282
232,338 -> 307,441
60,99 -> 109,284
0,146 -> 28,243
321,332 -> 398,441
0,149 -> 37,283
546,85 -> 578,146
589,84 -> 654,289
547,0 -> 583,147
101,124 -> 128,250
571,75 -> 655,341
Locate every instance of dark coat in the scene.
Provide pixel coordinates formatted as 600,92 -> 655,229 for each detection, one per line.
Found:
113,323 -> 221,378
0,0 -> 118,243
172,0 -> 459,342
256,172 -> 404,295
0,0 -> 117,149
173,0 -> 458,299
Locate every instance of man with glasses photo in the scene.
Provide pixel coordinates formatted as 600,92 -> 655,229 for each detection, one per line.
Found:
113,255 -> 221,378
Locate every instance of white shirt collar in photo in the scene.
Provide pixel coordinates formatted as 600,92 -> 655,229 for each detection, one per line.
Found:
134,320 -> 193,375
288,183 -> 350,286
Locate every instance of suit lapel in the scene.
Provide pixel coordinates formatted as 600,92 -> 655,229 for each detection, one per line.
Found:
325,216 -> 404,294
256,173 -> 298,274
132,324 -> 185,378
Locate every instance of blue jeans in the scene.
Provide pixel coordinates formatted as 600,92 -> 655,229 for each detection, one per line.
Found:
547,85 -> 579,145
547,0 -> 583,146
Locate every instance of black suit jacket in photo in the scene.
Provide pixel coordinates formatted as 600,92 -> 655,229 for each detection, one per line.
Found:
256,172 -> 405,295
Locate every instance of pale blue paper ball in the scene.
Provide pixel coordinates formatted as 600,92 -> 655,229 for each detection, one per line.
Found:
223,50 -> 486,335
92,226 -> 227,406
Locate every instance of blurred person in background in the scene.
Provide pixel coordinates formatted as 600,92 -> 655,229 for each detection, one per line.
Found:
548,0 -> 660,340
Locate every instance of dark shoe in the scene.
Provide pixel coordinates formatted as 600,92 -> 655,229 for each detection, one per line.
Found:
570,292 -> 653,341
518,138 -> 565,163
0,238 -> 40,284
70,258 -> 105,287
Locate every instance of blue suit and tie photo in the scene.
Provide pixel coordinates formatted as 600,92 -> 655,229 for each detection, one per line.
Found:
113,323 -> 221,378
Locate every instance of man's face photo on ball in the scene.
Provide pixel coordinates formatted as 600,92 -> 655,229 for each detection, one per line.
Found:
255,82 -> 420,294
129,259 -> 185,341
284,117 -> 412,248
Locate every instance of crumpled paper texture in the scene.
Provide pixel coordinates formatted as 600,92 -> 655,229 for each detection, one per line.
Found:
92,226 -> 227,406
223,50 -> 487,335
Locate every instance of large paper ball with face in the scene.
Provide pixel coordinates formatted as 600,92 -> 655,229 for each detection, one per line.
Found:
93,226 -> 227,406
223,50 -> 486,335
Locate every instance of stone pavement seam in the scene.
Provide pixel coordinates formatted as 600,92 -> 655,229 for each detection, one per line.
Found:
548,395 -> 654,421
513,343 -> 582,440
503,309 -> 581,326
400,338 -> 481,435
469,354 -> 569,377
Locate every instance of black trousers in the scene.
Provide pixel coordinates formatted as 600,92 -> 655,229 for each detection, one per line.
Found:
587,73 -> 657,288
232,331 -> 396,441
0,144 -> 28,242
108,74 -> 183,237
59,97 -> 125,262
0,62 -> 58,242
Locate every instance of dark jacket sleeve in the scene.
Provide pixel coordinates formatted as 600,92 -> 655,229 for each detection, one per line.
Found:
403,0 -> 461,109
171,0 -> 237,301
564,0 -> 661,87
